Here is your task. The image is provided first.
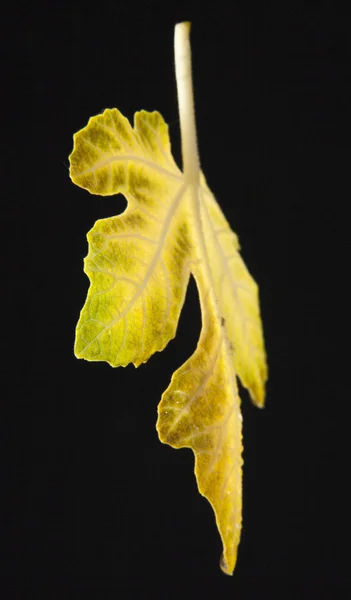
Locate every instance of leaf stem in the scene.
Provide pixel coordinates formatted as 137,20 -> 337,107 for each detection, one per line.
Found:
174,22 -> 200,183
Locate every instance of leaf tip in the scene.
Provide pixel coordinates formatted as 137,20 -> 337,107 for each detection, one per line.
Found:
220,552 -> 235,576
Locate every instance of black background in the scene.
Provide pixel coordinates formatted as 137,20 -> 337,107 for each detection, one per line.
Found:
2,1 -> 350,598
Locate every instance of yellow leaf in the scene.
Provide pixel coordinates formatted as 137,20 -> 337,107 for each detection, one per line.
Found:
69,22 -> 267,575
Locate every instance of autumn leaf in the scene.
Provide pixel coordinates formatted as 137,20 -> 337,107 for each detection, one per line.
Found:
69,22 -> 267,575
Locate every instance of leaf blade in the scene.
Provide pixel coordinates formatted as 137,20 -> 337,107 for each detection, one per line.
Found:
70,110 -> 193,366
199,177 -> 267,406
69,109 -> 182,196
70,107 -> 267,575
157,266 -> 243,575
